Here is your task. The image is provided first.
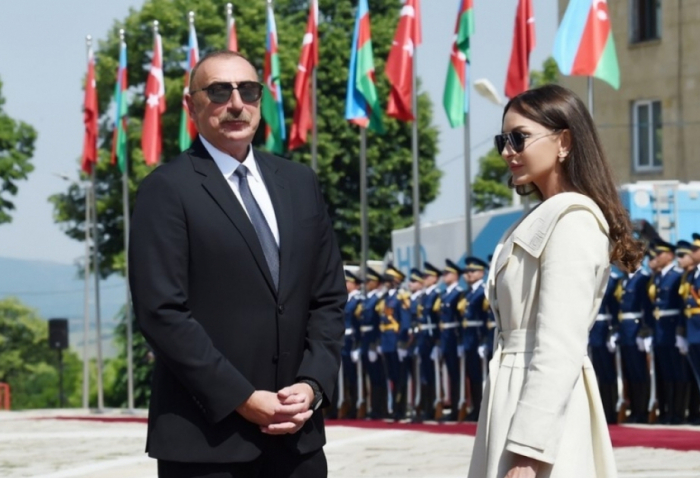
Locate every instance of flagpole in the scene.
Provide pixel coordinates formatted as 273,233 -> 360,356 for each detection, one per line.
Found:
411,46 -> 420,271
90,166 -> 104,412
464,110 -> 472,256
360,127 -> 368,284
312,66 -> 318,172
588,76 -> 594,117
118,28 -> 135,413
83,35 -> 93,410
226,3 -> 233,48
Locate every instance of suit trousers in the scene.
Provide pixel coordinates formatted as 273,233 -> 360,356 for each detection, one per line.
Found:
157,444 -> 327,478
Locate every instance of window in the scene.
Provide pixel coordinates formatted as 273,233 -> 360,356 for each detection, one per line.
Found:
632,100 -> 662,171
630,0 -> 661,42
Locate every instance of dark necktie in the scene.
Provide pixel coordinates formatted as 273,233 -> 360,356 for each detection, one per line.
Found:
234,164 -> 279,290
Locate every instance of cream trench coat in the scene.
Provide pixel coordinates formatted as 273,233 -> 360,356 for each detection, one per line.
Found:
467,192 -> 618,478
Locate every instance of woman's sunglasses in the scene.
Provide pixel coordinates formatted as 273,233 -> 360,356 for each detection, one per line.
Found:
494,130 -> 560,155
190,81 -> 264,104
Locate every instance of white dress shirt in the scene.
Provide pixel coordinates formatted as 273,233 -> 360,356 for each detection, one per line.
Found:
200,136 -> 280,246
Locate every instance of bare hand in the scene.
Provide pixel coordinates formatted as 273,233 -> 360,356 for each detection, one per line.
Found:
236,390 -> 283,427
260,383 -> 315,435
504,454 -> 540,478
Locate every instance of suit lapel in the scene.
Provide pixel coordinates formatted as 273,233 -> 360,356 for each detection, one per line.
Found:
189,139 -> 277,297
256,151 -> 294,299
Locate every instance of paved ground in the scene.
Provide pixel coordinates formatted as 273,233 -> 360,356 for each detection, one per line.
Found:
1,410 -> 700,477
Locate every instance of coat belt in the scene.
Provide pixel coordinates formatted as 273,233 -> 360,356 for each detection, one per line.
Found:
360,325 -> 374,333
595,313 -> 612,321
619,312 -> 643,320
498,329 -> 536,354
345,328 -> 354,336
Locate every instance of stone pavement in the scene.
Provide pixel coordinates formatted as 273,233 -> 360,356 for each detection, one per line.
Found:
1,410 -> 699,477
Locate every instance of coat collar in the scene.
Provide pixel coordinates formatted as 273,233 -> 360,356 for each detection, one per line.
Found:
188,138 -> 293,299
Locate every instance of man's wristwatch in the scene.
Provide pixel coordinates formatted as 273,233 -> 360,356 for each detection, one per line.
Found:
299,379 -> 323,411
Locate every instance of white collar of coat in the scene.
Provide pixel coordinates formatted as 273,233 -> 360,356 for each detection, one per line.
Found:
470,279 -> 484,291
510,192 -> 609,260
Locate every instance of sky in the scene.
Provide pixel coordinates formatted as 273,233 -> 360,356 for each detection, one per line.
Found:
0,0 -> 558,266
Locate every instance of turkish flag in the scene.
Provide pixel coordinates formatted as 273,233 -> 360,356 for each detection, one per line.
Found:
505,0 -> 535,99
142,33 -> 166,166
289,0 -> 318,150
386,0 -> 422,122
81,47 -> 98,174
227,9 -> 238,52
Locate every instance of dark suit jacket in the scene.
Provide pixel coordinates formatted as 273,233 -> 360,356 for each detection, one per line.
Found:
128,138 -> 346,463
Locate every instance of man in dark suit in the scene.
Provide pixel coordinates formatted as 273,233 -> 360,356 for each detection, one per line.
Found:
129,50 -> 346,478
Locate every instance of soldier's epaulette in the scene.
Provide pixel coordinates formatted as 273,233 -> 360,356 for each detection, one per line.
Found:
432,297 -> 442,312
354,303 -> 363,318
457,297 -> 468,315
375,299 -> 385,313
482,297 -> 490,311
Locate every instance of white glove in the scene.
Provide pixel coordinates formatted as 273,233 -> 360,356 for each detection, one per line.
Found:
350,349 -> 360,363
676,335 -> 689,355
477,344 -> 487,359
376,346 -> 383,355
606,334 -> 618,354
430,346 -> 440,361
457,345 -> 465,358
636,337 -> 645,353
643,336 -> 653,353
368,350 -> 378,363
397,348 -> 408,361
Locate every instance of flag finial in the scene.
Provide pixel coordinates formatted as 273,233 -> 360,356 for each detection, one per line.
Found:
119,29 -> 125,41
153,20 -> 159,34
227,3 -> 233,15
86,35 -> 92,47
189,11 -> 195,25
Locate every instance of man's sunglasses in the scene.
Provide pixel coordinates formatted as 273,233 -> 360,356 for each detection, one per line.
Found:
190,81 -> 264,104
494,130 -> 560,155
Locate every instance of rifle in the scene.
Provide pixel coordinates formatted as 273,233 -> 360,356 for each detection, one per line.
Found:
336,361 -> 347,418
413,355 -> 422,418
615,347 -> 629,423
433,352 -> 443,420
647,345 -> 658,423
356,357 -> 366,419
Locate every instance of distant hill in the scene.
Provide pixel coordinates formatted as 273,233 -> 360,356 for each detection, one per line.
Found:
0,256 -> 126,358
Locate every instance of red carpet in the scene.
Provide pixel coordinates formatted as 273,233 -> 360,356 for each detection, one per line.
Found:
42,416 -> 700,452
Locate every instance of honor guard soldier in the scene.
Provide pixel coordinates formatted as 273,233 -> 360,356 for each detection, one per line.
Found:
589,272 -> 621,424
406,268 -> 425,419
650,240 -> 687,424
680,236 -> 700,424
438,259 -> 464,421
340,270 -> 363,418
358,267 -> 387,419
458,257 -> 489,421
617,254 -> 653,423
417,262 -> 441,421
379,265 -> 411,420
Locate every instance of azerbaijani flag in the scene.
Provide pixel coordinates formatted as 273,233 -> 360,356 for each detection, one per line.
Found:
111,37 -> 128,173
179,14 -> 199,151
443,0 -> 474,129
553,0 -> 620,89
262,2 -> 286,154
344,0 -> 384,133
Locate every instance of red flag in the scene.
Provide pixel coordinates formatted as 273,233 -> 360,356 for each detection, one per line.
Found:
386,0 -> 422,122
226,3 -> 238,52
505,0 -> 535,99
289,0 -> 318,150
81,45 -> 98,174
142,31 -> 166,166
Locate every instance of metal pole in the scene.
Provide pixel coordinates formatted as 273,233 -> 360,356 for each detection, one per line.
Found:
588,76 -> 594,117
122,29 -> 134,413
411,44 -> 420,271
464,112 -> 472,256
82,35 -> 92,411
360,128 -> 368,288
90,168 -> 104,412
312,67 -> 318,172
58,349 -> 65,408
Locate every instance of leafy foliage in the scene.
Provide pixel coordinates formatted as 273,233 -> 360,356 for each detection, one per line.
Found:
50,0 -> 441,278
0,78 -> 37,225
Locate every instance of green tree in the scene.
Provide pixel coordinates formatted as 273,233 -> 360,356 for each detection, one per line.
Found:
0,298 -> 82,409
472,57 -> 560,212
50,0 -> 440,278
0,78 -> 37,225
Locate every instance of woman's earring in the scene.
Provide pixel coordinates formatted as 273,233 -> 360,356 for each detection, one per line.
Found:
558,151 -> 568,163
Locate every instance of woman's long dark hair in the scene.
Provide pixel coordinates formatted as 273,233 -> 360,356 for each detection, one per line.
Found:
503,84 -> 643,272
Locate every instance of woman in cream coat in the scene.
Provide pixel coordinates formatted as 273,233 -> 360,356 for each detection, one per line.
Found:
467,85 -> 644,478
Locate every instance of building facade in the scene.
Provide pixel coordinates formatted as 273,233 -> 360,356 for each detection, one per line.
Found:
557,0 -> 700,183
